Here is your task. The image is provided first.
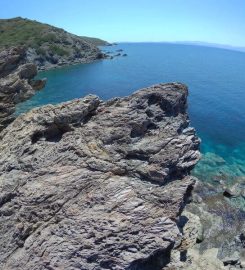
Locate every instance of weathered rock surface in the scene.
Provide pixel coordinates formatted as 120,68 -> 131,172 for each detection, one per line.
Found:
0,83 -> 201,269
0,47 -> 46,131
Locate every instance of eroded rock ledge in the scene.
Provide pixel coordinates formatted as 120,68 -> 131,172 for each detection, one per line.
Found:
0,83 -> 200,270
0,47 -> 46,131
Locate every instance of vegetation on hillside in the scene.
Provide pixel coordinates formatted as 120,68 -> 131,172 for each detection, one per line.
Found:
0,17 -> 108,67
0,17 -> 108,49
80,36 -> 109,46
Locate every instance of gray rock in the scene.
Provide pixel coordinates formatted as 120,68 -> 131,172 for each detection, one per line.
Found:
186,180 -> 245,269
30,78 -> 47,90
222,252 -> 240,266
223,183 -> 243,198
21,25 -> 106,71
0,83 -> 201,269
16,63 -> 37,79
0,47 -> 26,77
0,47 -> 46,131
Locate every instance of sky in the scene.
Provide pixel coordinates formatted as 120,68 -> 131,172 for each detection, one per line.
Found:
1,0 -> 245,47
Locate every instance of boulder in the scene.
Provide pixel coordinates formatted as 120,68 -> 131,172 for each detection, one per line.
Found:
0,83 -> 201,270
223,183 -> 243,198
0,47 -> 26,77
16,63 -> 37,79
30,78 -> 47,90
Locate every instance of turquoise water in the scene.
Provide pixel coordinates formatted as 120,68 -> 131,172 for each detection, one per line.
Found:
17,43 -> 245,185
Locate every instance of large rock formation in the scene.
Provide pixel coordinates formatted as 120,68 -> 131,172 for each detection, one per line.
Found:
0,83 -> 200,269
0,47 -> 46,131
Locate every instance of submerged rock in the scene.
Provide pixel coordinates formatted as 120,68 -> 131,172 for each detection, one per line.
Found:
0,83 -> 200,269
0,47 -> 46,131
30,77 -> 47,90
223,181 -> 245,199
185,180 -> 245,269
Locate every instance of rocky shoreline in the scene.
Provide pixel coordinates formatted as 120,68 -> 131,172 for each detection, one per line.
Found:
0,82 -> 204,269
36,55 -> 104,71
29,46 -> 106,71
0,46 -> 244,269
0,47 -> 46,131
20,44 -> 106,72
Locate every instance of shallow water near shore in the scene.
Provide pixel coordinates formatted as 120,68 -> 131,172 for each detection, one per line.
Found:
17,43 -> 245,191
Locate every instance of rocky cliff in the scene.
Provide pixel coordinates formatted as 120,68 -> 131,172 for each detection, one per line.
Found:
0,83 -> 201,269
0,17 -> 108,70
0,47 -> 46,132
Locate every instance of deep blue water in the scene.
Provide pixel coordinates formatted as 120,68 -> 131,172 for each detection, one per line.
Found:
17,43 -> 245,183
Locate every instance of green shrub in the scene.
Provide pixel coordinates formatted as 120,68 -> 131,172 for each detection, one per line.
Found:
40,33 -> 59,43
49,45 -> 69,56
36,47 -> 46,56
0,17 -> 107,55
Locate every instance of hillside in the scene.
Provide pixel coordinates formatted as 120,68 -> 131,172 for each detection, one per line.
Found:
80,36 -> 109,46
0,17 -> 108,70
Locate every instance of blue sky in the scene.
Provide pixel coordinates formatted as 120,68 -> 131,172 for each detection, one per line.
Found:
1,0 -> 245,46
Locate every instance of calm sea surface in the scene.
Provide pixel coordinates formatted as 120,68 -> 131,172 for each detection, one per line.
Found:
17,43 -> 245,184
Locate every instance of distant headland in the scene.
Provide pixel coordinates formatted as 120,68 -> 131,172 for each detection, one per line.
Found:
0,17 -> 109,70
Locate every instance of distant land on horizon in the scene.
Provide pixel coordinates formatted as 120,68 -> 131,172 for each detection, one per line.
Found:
116,40 -> 245,53
174,41 -> 245,53
1,17 -> 244,56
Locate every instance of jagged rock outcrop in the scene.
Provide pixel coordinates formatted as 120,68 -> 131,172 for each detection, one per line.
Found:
0,47 -> 46,131
0,83 -> 200,270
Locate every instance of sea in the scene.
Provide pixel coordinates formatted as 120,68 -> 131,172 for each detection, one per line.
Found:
17,43 -> 245,188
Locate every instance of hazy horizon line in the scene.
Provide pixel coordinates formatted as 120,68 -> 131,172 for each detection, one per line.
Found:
1,16 -> 245,52
113,40 -> 245,48
110,41 -> 245,52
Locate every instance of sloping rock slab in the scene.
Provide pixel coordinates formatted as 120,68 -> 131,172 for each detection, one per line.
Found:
0,83 -> 200,270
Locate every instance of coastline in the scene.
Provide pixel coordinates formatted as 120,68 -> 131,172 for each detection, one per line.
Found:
0,42 -> 244,269
37,54 -> 107,71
